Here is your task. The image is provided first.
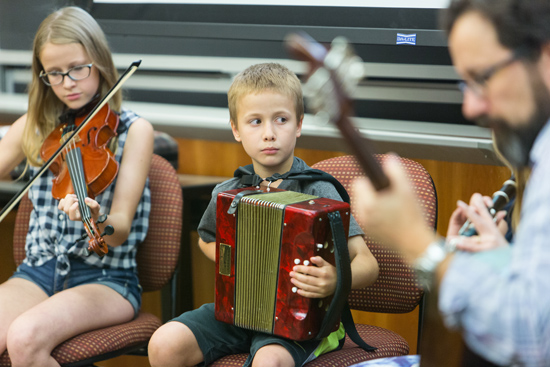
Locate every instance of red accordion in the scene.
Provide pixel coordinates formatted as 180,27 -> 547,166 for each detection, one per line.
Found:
215,187 -> 350,341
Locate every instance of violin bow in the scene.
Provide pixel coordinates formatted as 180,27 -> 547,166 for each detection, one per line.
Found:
0,60 -> 142,223
285,33 -> 390,191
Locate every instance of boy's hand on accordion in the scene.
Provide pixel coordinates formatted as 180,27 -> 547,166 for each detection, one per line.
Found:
289,256 -> 337,298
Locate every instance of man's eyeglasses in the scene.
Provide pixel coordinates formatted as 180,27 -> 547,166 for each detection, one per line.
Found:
39,64 -> 93,86
458,50 -> 523,97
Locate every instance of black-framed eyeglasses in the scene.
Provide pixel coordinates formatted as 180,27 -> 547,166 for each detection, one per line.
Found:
39,63 -> 93,86
458,50 -> 523,97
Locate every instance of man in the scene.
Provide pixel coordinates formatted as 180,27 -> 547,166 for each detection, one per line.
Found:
353,0 -> 550,366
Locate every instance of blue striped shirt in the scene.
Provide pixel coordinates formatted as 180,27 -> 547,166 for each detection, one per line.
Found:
440,120 -> 550,366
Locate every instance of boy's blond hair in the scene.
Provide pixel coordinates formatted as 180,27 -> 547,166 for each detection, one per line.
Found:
228,63 -> 304,126
24,6 -> 121,166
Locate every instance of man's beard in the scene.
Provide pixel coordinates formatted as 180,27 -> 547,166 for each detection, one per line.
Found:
480,69 -> 550,168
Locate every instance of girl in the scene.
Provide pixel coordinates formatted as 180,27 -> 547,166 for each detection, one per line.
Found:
0,6 -> 154,366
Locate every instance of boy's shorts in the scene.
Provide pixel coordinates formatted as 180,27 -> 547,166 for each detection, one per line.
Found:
172,303 -> 344,367
11,257 -> 142,316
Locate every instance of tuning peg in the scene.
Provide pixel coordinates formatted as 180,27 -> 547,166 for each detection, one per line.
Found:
101,225 -> 114,237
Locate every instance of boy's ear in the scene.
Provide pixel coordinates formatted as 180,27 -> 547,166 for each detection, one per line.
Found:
230,120 -> 242,142
296,115 -> 304,138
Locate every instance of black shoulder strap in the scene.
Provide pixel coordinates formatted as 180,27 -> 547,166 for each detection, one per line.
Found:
322,211 -> 376,351
233,165 -> 350,204
286,168 -> 350,204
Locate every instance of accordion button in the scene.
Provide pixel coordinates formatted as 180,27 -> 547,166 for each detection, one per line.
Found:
294,259 -> 300,265
304,260 -> 310,266
292,287 -> 298,293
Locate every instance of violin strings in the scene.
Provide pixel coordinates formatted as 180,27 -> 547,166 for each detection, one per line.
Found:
65,141 -> 93,232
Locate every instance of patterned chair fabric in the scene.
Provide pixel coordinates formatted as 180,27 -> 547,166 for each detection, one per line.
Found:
0,154 -> 183,367
210,154 -> 437,366
314,155 -> 437,315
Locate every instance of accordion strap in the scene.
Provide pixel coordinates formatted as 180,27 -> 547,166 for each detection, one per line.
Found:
227,189 -> 262,214
234,164 -> 350,204
320,211 -> 376,351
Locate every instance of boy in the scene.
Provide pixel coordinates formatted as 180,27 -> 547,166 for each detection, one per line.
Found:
148,63 -> 379,367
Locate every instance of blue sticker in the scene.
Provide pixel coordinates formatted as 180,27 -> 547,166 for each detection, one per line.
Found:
396,33 -> 417,45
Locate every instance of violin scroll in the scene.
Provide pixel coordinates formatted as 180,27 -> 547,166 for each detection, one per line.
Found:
77,214 -> 114,256
84,219 -> 110,256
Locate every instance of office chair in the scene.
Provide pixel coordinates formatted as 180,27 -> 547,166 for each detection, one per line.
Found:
0,154 -> 182,366
209,154 -> 437,366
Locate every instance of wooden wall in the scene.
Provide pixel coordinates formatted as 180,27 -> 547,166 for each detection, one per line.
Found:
0,136 -> 511,367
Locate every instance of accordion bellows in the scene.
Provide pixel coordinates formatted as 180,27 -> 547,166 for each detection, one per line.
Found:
215,187 -> 350,341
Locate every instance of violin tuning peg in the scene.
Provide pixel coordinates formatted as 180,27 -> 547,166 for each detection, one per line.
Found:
97,214 -> 108,224
101,225 -> 114,237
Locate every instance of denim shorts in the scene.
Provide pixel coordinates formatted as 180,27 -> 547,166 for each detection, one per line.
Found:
11,257 -> 142,316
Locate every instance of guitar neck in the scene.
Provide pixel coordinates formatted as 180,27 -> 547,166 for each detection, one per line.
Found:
337,115 -> 390,191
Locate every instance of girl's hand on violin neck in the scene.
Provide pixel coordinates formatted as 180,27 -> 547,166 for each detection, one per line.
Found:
58,194 -> 100,222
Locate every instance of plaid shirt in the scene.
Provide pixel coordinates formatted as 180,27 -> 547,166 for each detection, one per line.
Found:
440,120 -> 550,366
24,108 -> 151,276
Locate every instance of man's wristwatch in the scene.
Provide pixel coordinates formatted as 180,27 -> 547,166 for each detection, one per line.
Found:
413,237 -> 456,291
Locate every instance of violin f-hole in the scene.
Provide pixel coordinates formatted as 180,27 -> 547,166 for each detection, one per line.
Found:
85,126 -> 97,146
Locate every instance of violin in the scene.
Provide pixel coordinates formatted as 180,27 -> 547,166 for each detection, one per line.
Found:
41,102 -> 120,200
0,60 -> 141,256
40,102 -> 119,256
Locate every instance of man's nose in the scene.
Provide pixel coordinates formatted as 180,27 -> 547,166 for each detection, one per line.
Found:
462,89 -> 489,121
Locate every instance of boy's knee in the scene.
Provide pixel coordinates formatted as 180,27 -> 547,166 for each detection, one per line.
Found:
148,327 -> 174,367
252,344 -> 295,367
148,322 -> 202,367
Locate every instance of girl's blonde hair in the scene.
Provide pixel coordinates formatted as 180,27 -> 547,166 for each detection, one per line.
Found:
228,63 -> 304,127
23,6 -> 121,166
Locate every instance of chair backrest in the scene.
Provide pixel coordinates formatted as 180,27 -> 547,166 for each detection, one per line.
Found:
13,154 -> 183,293
311,155 -> 437,314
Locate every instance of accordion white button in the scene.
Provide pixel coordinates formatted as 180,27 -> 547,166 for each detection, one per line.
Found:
292,287 -> 298,293
294,259 -> 300,265
303,260 -> 310,266
316,243 -> 323,249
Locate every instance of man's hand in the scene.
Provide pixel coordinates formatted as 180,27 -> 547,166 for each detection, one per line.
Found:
447,193 -> 509,252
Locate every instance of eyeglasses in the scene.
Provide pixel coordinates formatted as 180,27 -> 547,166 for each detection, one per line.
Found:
458,50 -> 522,97
39,63 -> 93,86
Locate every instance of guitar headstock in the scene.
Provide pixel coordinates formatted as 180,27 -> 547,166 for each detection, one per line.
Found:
285,33 -> 390,191
285,33 -> 364,127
